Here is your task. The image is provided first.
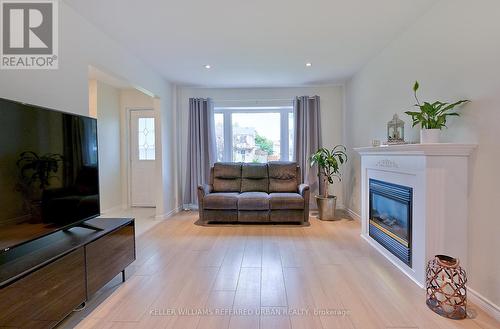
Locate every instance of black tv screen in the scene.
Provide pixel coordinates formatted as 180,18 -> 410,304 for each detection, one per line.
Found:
0,98 -> 100,250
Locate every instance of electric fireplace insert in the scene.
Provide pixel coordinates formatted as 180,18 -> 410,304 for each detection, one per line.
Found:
369,179 -> 412,266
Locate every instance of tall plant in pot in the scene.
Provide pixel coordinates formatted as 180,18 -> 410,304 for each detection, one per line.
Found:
405,81 -> 469,143
309,145 -> 347,221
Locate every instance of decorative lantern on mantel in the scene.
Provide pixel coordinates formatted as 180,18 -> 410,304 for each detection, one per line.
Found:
387,114 -> 405,144
426,255 -> 467,319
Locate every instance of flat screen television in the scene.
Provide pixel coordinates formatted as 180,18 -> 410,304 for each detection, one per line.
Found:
0,97 -> 100,251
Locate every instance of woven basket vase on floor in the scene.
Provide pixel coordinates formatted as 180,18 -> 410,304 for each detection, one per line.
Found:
426,255 -> 467,320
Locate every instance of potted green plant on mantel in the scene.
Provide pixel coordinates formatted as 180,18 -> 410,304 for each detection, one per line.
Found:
405,81 -> 469,143
309,146 -> 347,221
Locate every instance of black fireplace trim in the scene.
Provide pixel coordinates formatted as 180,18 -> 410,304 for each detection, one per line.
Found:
370,221 -> 412,266
369,179 -> 413,267
369,179 -> 413,204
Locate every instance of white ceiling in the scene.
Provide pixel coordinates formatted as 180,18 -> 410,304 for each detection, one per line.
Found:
66,0 -> 437,87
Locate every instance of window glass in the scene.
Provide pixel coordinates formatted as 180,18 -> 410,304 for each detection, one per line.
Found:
214,113 -> 224,162
288,111 -> 295,161
138,117 -> 155,160
232,112 -> 280,163
214,107 -> 294,163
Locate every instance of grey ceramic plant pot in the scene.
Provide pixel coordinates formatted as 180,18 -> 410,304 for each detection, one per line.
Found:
315,195 -> 338,221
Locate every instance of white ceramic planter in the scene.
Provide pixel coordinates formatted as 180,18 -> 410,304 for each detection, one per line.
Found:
420,129 -> 441,143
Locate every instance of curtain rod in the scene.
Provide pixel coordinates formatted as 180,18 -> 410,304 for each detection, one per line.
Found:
212,98 -> 292,102
211,96 -> 317,102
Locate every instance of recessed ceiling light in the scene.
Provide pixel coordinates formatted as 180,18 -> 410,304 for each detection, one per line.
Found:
305,62 -> 312,67
204,64 -> 211,69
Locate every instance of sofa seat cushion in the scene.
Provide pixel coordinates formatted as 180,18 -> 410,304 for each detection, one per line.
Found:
269,193 -> 304,210
237,192 -> 270,210
204,193 -> 239,210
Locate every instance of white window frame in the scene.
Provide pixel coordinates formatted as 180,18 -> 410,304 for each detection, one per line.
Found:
214,106 -> 295,162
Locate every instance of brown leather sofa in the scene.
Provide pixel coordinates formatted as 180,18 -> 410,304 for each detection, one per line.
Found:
197,162 -> 310,224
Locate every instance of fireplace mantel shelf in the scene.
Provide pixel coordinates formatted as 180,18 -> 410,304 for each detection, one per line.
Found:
354,143 -> 476,156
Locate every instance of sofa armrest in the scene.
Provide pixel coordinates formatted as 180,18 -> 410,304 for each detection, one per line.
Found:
298,184 -> 310,223
298,183 -> 309,196
197,184 -> 213,222
198,184 -> 213,197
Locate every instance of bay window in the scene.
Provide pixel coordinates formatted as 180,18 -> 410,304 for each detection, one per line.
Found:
214,106 -> 294,163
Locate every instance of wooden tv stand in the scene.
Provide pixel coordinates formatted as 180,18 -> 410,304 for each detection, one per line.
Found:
0,218 -> 135,329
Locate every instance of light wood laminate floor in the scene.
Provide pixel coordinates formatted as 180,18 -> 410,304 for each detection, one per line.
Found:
59,210 -> 499,329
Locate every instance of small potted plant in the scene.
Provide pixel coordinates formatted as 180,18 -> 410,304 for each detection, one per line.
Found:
405,81 -> 469,143
309,145 -> 347,221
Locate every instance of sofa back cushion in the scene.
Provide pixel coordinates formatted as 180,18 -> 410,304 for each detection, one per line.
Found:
212,163 -> 242,192
241,163 -> 269,193
268,162 -> 299,193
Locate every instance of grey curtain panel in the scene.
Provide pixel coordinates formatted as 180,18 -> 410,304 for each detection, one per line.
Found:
183,98 -> 216,206
294,96 -> 322,205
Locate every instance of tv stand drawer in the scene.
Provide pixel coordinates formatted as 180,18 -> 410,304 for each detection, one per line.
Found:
85,222 -> 135,296
0,248 -> 86,329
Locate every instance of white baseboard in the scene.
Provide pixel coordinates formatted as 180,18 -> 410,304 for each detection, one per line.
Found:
361,233 -> 424,289
351,208 -> 498,321
182,203 -> 198,210
150,203 -> 500,322
354,207 -> 498,320
468,287 -> 500,321
155,205 -> 182,220
346,208 -> 361,221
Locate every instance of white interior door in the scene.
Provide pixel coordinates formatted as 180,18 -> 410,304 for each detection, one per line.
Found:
130,110 -> 156,207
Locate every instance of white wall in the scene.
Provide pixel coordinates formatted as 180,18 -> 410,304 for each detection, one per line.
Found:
0,2 -> 178,219
345,0 -> 500,309
94,81 -> 122,212
158,85 -> 179,216
0,2 -> 169,117
88,80 -> 98,118
177,85 -> 345,205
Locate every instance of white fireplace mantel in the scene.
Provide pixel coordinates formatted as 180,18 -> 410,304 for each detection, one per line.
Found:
354,143 -> 476,287
355,143 -> 476,156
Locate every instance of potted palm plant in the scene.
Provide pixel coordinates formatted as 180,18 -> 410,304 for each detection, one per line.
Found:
309,145 -> 347,221
405,81 -> 469,143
